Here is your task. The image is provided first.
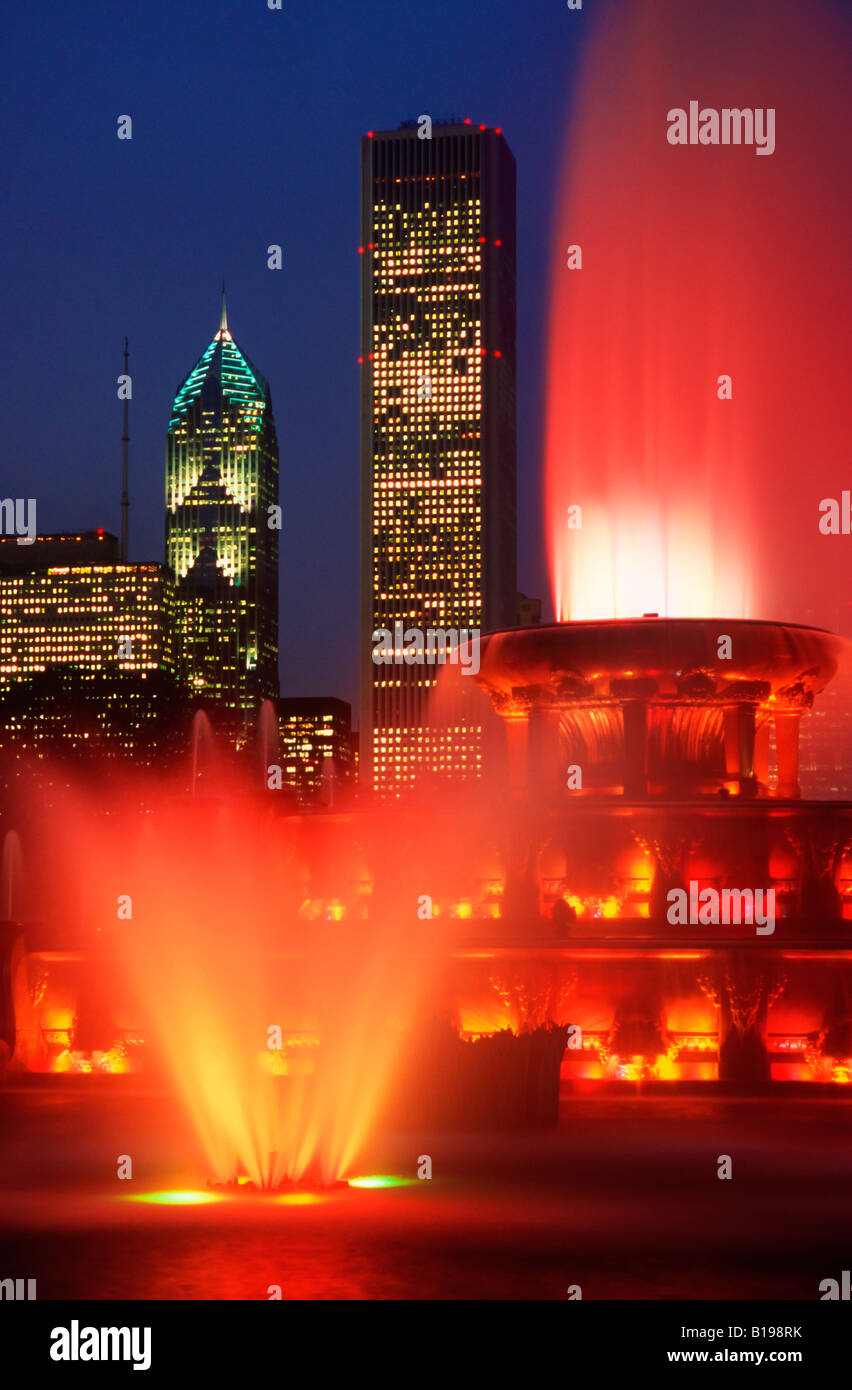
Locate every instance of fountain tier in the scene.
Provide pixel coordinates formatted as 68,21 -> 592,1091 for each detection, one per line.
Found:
473,619 -> 849,799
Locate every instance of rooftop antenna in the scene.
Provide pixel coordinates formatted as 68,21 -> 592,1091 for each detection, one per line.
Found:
121,336 -> 130,561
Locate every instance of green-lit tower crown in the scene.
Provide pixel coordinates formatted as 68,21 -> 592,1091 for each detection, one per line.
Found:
165,292 -> 279,725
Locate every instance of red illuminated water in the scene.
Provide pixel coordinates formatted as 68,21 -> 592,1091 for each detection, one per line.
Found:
9,761 -> 456,1188
545,0 -> 851,625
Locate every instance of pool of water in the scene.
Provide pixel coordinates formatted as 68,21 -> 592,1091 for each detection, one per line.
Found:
1,1084 -> 850,1299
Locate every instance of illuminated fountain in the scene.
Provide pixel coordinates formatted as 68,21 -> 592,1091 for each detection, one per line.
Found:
4,770 -> 462,1185
459,620 -> 852,1085
2,830 -> 23,920
544,0 -> 849,631
525,0 -> 852,1085
257,698 -> 279,790
190,709 -> 216,797
3,4 -> 850,1204
6,611 -> 852,1120
474,619 -> 847,802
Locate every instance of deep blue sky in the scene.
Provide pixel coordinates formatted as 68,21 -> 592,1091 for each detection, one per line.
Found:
3,0 -> 587,713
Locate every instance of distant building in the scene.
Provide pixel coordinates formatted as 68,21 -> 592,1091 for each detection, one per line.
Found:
360,120 -> 517,797
166,293 -> 279,733
516,592 -> 541,627
0,532 -> 178,762
799,666 -> 852,800
797,603 -> 852,799
0,530 -> 120,569
278,697 -> 354,804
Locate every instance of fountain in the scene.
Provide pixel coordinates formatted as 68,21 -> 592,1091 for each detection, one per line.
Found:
473,618 -> 848,800
1,0 -> 849,1143
544,0 -> 850,630
6,641 -> 852,1109
2,829 -> 23,921
190,709 -> 215,797
525,0 -> 852,1085
257,698 -> 279,790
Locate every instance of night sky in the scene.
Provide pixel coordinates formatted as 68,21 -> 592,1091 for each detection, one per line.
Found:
3,0 -> 586,712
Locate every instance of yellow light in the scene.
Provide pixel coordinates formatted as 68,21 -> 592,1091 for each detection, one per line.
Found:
127,1190 -> 222,1205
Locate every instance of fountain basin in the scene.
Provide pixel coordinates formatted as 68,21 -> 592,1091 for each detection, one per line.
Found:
472,619 -> 851,798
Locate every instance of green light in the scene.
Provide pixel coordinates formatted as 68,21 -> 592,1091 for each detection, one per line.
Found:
171,336 -> 268,423
126,1190 -> 222,1205
348,1174 -> 411,1189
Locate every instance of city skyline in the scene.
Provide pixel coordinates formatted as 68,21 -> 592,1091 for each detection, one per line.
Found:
4,1 -> 849,706
2,0 -> 582,712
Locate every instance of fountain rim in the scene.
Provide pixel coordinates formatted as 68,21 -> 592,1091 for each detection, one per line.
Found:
469,616 -> 850,714
478,617 -> 849,640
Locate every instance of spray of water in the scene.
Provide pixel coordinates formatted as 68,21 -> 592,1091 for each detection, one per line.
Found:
15,756 -> 454,1186
545,0 -> 850,626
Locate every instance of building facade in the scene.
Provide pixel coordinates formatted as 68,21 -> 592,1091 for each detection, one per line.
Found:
0,532 -> 178,762
359,120 -> 517,796
166,295 -> 279,732
278,697 -> 354,805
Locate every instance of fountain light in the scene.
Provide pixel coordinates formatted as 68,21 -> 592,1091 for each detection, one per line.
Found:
206,1173 -> 350,1195
348,1174 -> 412,1189
128,1191 -> 223,1206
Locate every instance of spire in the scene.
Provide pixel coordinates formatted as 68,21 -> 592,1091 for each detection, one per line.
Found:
219,280 -> 228,334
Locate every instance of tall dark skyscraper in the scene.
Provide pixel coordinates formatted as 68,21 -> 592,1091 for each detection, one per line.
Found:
166,295 -> 279,728
359,119 -> 517,796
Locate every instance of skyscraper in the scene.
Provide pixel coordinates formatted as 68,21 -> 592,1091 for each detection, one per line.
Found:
166,294 -> 279,729
359,119 -> 517,796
